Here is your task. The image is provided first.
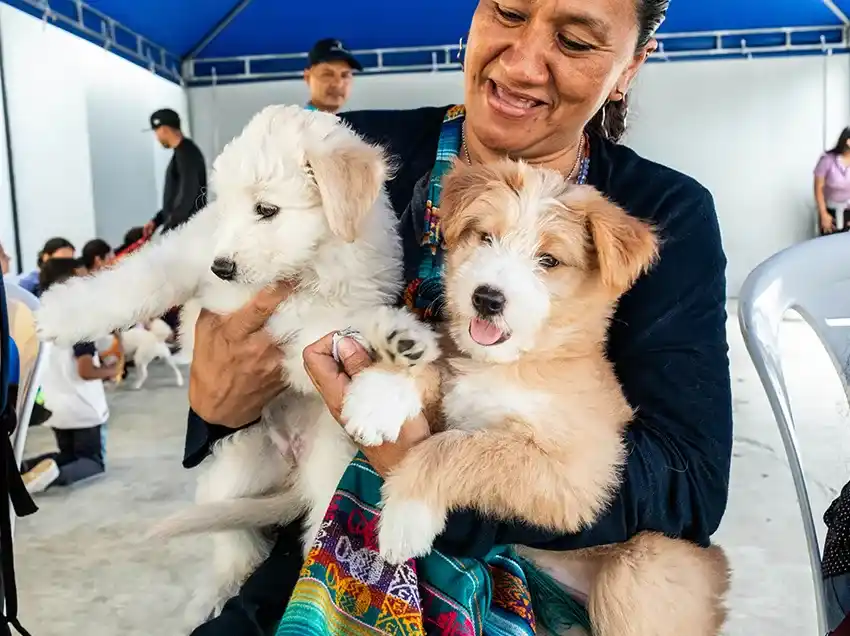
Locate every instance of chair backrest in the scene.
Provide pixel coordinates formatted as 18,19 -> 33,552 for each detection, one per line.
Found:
4,283 -> 49,468
738,231 -> 850,636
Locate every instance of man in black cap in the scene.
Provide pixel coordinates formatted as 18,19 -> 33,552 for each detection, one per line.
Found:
143,108 -> 208,238
304,38 -> 363,114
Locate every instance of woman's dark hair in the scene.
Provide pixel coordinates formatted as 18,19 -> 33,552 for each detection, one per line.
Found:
587,0 -> 669,143
37,237 -> 75,268
124,226 -> 144,246
828,127 -> 850,154
81,238 -> 112,269
38,257 -> 81,293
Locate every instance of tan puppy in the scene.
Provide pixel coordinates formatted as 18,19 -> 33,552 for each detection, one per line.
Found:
342,159 -> 730,636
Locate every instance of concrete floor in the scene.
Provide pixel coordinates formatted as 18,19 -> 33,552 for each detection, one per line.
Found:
12,301 -> 850,635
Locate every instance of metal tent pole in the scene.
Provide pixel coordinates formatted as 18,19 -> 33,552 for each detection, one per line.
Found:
0,8 -> 22,272
183,0 -> 253,61
823,0 -> 850,24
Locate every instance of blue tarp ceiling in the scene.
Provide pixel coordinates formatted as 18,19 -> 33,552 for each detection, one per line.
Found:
3,0 -> 850,82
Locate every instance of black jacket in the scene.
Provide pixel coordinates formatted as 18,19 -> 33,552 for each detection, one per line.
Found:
186,106 -> 733,635
153,137 -> 207,232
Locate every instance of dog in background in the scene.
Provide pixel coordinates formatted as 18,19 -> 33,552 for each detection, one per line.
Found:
342,160 -> 730,636
34,104 -> 433,626
120,319 -> 184,390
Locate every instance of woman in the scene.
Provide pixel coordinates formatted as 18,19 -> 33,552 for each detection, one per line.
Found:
815,127 -> 850,235
184,0 -> 733,633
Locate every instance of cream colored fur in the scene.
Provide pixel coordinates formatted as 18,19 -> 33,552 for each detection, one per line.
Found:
344,160 -> 731,636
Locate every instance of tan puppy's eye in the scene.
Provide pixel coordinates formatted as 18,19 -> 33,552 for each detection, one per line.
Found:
538,253 -> 560,269
255,202 -> 280,219
480,233 -> 494,245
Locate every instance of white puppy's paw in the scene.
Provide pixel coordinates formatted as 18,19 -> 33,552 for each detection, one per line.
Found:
36,281 -> 102,345
342,369 -> 422,446
35,298 -> 74,345
361,307 -> 440,369
378,499 -> 445,564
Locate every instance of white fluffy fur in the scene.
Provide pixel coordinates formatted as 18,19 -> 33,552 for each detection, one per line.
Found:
35,105 -> 418,626
343,371 -> 422,446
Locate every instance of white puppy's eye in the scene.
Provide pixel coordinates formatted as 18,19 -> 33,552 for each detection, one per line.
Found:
480,233 -> 494,245
538,253 -> 560,269
255,202 -> 280,219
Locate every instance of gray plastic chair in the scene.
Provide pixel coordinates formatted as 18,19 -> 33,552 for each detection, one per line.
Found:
738,231 -> 850,636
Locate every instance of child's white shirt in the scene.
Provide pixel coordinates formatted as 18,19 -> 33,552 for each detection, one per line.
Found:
41,341 -> 109,430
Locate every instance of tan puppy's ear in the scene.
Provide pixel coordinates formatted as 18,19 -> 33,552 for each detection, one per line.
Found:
566,186 -> 658,293
439,159 -> 502,248
307,134 -> 388,243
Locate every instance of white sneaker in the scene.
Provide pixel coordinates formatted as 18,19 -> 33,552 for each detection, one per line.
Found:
22,458 -> 59,494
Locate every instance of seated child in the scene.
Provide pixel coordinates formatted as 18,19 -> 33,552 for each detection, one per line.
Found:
20,257 -> 118,494
81,238 -> 114,273
825,481 -> 850,634
16,237 -> 75,296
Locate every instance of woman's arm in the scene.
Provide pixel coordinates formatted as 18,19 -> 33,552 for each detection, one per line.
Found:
815,175 -> 834,233
432,188 -> 733,558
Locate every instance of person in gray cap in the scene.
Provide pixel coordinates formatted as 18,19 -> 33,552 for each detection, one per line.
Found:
143,108 -> 207,238
304,38 -> 363,114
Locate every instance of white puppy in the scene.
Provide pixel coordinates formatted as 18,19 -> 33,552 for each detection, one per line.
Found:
36,105 -> 435,626
120,319 -> 184,390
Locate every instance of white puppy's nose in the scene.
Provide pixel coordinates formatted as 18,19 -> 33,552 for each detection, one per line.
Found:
211,257 -> 237,281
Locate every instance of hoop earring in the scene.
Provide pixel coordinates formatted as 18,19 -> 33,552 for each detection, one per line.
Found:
457,35 -> 467,70
600,102 -> 607,130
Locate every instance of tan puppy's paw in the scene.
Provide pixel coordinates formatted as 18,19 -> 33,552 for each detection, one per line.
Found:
377,497 -> 445,564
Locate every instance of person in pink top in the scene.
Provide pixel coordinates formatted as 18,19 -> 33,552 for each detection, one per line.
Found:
815,127 -> 850,234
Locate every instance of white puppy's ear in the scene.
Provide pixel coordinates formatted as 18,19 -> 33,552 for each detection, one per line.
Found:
307,135 -> 388,243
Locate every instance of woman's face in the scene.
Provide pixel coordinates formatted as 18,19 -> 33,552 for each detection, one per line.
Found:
464,0 -> 652,158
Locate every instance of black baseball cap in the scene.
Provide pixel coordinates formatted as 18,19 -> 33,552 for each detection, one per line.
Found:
307,38 -> 362,71
149,108 -> 181,130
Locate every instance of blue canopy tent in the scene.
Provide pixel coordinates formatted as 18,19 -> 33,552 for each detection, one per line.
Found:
2,0 -> 850,85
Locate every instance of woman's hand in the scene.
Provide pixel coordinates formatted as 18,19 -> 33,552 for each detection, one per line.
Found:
821,212 -> 836,234
303,333 -> 431,476
188,281 -> 294,427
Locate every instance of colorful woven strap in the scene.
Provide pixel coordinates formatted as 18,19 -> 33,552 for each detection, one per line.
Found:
275,454 -> 545,636
403,105 -> 466,320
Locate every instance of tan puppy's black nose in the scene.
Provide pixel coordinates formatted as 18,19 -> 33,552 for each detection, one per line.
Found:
472,285 -> 506,317
211,257 -> 237,281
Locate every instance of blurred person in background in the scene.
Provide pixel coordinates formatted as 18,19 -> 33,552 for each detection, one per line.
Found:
20,257 -> 117,494
143,109 -> 208,239
16,237 -> 75,296
116,226 -> 145,257
824,482 -> 850,634
81,238 -> 114,273
143,109 -> 207,342
815,127 -> 850,235
304,38 -> 362,113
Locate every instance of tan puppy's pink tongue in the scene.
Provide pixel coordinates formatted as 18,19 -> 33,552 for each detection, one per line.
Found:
469,318 -> 503,346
